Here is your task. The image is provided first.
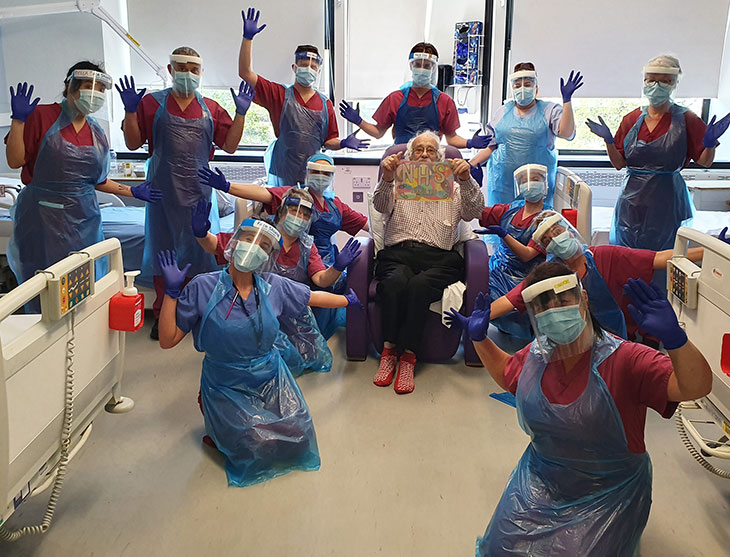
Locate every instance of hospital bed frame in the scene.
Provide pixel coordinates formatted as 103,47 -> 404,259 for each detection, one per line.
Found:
554,167 -> 592,243
0,238 -> 133,537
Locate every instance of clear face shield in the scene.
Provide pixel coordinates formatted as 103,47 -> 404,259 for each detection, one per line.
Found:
294,51 -> 322,88
409,52 -> 438,87
509,70 -> 538,107
278,195 -> 314,237
65,69 -> 112,116
224,219 -> 282,272
532,212 -> 587,262
513,163 -> 548,202
522,273 -> 594,362
170,54 -> 203,95
305,161 -> 335,194
642,65 -> 678,106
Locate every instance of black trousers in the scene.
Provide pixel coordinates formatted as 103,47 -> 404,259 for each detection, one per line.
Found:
374,242 -> 465,353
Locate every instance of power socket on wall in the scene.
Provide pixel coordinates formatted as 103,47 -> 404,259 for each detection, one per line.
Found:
352,176 -> 371,189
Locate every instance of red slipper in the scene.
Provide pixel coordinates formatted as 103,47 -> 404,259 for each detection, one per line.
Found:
394,353 -> 416,394
374,347 -> 398,386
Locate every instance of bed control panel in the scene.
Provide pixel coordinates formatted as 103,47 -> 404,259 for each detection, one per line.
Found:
668,258 -> 699,309
46,260 -> 95,320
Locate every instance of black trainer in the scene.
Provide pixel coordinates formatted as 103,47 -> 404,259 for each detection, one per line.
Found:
150,319 -> 159,340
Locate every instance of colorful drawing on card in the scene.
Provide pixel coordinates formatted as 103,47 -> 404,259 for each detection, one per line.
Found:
394,161 -> 454,201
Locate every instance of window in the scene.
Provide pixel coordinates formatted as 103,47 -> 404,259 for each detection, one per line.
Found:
201,88 -> 275,147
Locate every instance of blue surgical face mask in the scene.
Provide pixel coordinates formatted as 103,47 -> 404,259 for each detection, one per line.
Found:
547,230 -> 581,260
281,214 -> 309,237
75,89 -> 106,115
307,174 -> 332,193
514,86 -> 536,106
295,66 -> 318,87
520,181 -> 545,203
411,68 -> 432,87
535,304 -> 587,345
643,82 -> 674,107
232,241 -> 269,272
172,71 -> 201,95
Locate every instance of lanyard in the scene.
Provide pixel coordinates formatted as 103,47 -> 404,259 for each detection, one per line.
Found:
225,280 -> 263,348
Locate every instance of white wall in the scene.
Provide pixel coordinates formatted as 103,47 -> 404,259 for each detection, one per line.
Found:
711,14 -> 730,162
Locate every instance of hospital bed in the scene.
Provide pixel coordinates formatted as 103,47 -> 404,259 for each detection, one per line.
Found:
0,239 -> 134,539
554,167 -> 592,241
668,228 -> 730,478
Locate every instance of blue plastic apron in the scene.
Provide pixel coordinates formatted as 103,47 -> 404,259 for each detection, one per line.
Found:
8,102 -> 108,311
141,89 -> 220,282
393,84 -> 440,145
262,235 -> 333,374
489,201 -> 543,339
612,103 -> 694,251
197,271 -> 320,487
477,334 -> 653,556
487,100 -> 558,207
265,86 -> 329,186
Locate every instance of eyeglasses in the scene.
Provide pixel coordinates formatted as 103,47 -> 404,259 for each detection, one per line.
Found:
413,146 -> 438,156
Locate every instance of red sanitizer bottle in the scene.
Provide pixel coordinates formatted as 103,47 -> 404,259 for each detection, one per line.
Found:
109,270 -> 144,332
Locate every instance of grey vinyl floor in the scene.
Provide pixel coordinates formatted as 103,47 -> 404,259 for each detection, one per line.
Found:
3,322 -> 730,557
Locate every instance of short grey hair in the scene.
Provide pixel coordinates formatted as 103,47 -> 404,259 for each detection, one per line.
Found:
172,46 -> 200,57
404,130 -> 446,162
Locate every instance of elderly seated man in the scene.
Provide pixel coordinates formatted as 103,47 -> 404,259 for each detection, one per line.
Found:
372,130 -> 485,394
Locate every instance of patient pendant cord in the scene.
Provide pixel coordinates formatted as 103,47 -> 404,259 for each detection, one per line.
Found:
0,312 -> 76,541
676,405 -> 730,479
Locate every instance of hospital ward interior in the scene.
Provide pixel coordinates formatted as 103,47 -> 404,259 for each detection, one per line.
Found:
2,0 -> 730,555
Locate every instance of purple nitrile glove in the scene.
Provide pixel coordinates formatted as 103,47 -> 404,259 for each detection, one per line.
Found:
718,227 -> 730,245
624,278 -> 687,350
156,250 -> 192,299
339,100 -> 362,126
340,131 -> 369,151
130,181 -> 163,203
702,112 -> 730,149
333,238 -> 362,271
560,70 -> 583,103
115,75 -> 146,113
192,199 -> 212,239
198,167 -> 230,193
446,292 -> 491,341
345,288 -> 363,310
9,82 -> 40,122
585,116 -> 614,144
466,130 -> 492,149
474,225 -> 508,238
231,81 -> 255,115
444,307 -> 469,331
469,163 -> 483,185
241,7 -> 266,39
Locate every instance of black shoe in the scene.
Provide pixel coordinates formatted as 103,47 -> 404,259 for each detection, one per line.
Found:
150,319 -> 159,340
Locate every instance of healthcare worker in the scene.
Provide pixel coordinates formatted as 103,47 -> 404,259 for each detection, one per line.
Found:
199,153 -> 369,338
474,163 -> 547,340
119,46 -> 250,339
586,54 -> 730,251
4,63 -> 162,312
489,211 -> 705,343
469,62 -> 582,206
448,263 -> 712,556
339,42 -> 491,148
157,218 -> 361,487
238,7 -> 368,186
192,189 -> 362,373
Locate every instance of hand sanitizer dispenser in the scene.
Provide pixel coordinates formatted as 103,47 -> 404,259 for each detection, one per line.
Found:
109,270 -> 144,332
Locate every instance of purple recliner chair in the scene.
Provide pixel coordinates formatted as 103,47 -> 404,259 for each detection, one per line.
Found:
345,143 -> 489,366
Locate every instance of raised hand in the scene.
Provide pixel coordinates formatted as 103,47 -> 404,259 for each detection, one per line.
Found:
340,131 -> 370,151
624,278 -> 687,350
339,100 -> 362,126
115,76 -> 146,113
702,112 -> 730,149
9,82 -> 40,122
242,7 -> 266,39
585,115 -> 614,144
198,167 -> 231,193
231,81 -> 255,115
560,70 -> 583,103
156,250 -> 192,299
333,238 -> 362,271
191,199 -> 212,238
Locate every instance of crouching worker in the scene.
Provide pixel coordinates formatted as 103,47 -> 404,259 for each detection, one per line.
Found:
157,218 -> 362,487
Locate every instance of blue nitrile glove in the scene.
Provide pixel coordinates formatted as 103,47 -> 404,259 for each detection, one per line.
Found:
156,250 -> 192,299
192,199 -> 212,238
9,82 -> 40,122
231,81 -> 255,115
333,238 -> 362,271
242,7 -> 266,39
445,291 -> 491,341
469,163 -> 483,184
198,167 -> 230,193
130,181 -> 163,203
115,76 -> 146,113
444,307 -> 469,331
339,100 -> 362,126
474,225 -> 508,238
702,112 -> 730,149
466,130 -> 492,149
585,115 -> 614,144
560,70 -> 583,103
624,278 -> 687,350
340,131 -> 370,151
345,288 -> 363,310
719,227 -> 730,245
